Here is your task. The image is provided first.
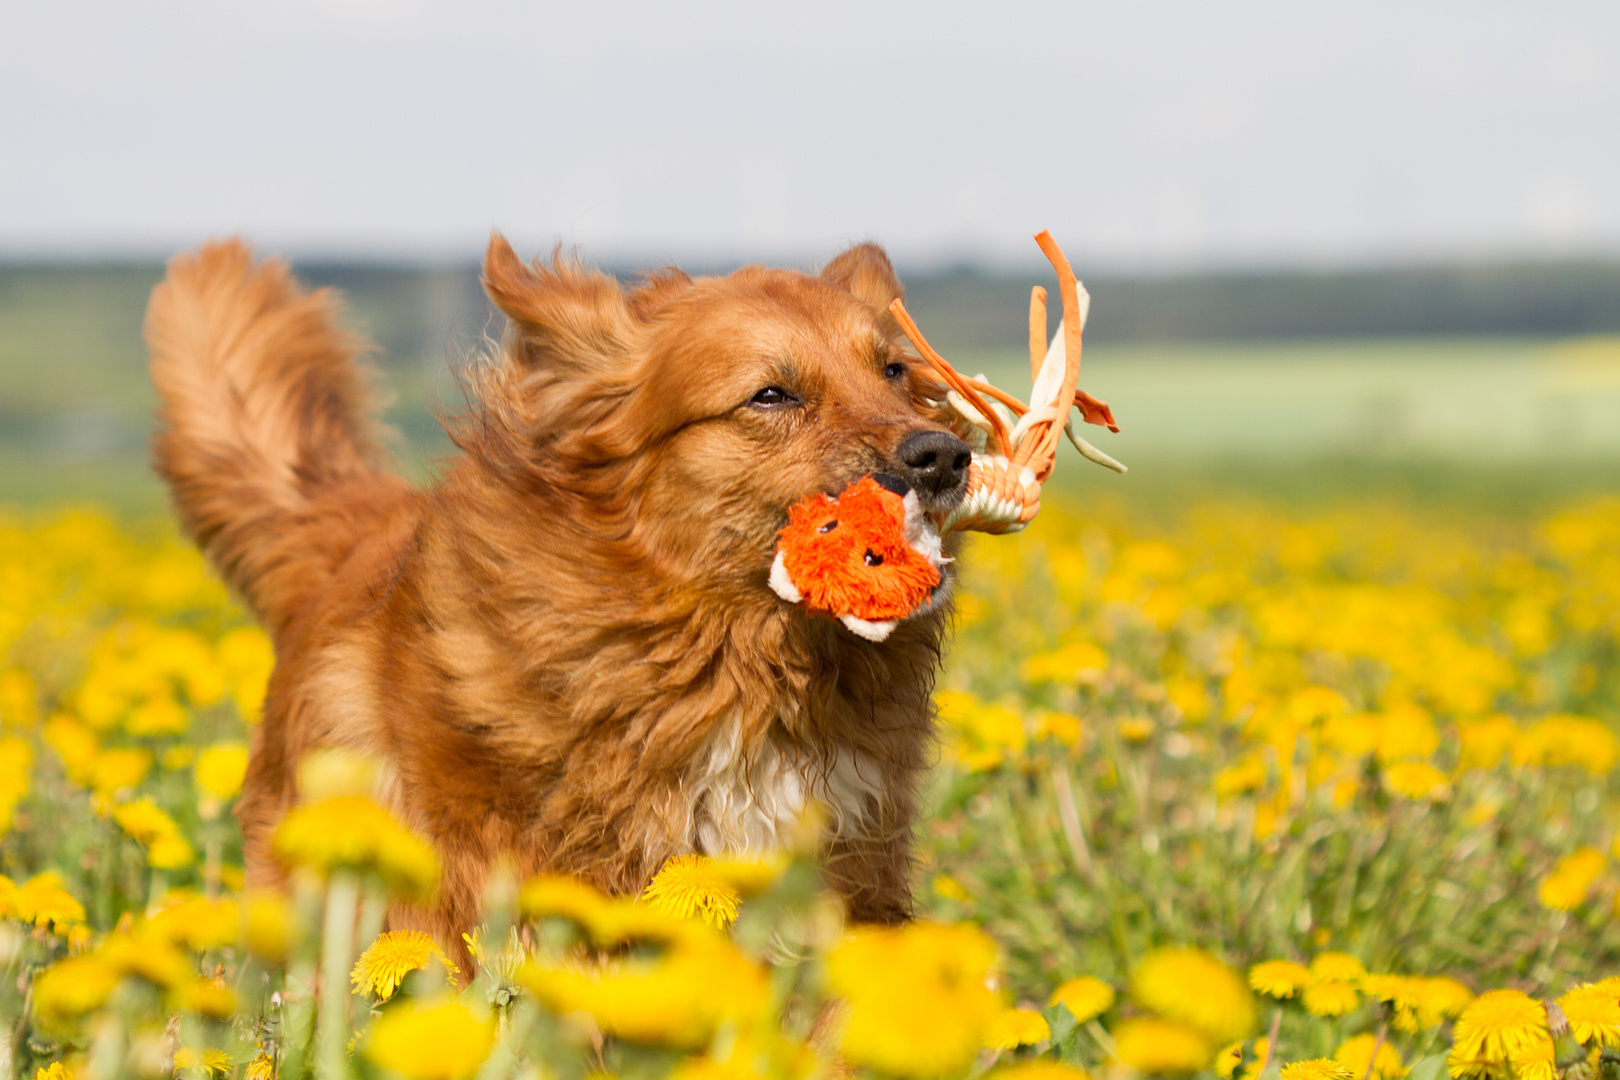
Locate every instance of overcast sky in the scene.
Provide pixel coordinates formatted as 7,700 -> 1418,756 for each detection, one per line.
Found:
2,1 -> 1617,270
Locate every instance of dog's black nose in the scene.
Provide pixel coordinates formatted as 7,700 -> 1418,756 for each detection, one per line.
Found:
896,430 -> 972,498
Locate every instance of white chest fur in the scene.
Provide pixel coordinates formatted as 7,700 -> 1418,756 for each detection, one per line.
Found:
684,720 -> 882,856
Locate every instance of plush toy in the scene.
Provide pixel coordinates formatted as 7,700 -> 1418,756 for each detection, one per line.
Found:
771,230 -> 1126,641
768,475 -> 947,641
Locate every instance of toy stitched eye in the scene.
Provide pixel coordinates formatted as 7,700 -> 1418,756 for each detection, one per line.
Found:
751,386 -> 794,407
818,520 -> 838,533
864,549 -> 883,566
883,362 -> 905,380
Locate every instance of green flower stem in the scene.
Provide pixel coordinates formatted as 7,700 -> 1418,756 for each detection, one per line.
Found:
316,871 -> 360,1080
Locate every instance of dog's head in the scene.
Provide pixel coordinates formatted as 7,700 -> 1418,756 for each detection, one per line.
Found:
470,235 -> 970,597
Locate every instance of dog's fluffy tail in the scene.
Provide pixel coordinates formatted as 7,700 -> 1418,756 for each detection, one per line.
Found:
147,240 -> 400,635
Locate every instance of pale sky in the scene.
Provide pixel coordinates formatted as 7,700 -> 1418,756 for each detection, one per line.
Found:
2,1 -> 1617,269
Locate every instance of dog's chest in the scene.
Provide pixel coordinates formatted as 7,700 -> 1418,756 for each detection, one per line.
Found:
686,722 -> 881,856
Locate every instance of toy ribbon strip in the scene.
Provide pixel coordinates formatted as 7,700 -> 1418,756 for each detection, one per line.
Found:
887,230 -> 1125,536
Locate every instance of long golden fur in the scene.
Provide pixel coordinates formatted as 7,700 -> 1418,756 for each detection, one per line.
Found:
145,235 -> 971,970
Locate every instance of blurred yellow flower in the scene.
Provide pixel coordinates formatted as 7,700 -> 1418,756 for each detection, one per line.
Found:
524,933 -> 766,1049
12,872 -> 86,931
88,747 -> 151,797
1303,982 -> 1361,1018
1216,754 -> 1269,798
1020,640 -> 1107,685
1117,717 -> 1156,743
271,794 -> 439,900
1249,959 -> 1311,999
172,1048 -> 232,1077
1281,1060 -> 1353,1080
1049,975 -> 1115,1023
242,892 -> 294,961
932,873 -> 971,902
245,1054 -> 275,1080
1131,946 -> 1257,1044
1449,989 -> 1553,1080
352,930 -> 459,1001
31,955 -> 120,1030
1457,715 -> 1519,771
641,854 -> 741,929
984,1008 -> 1050,1050
0,736 -> 32,833
1382,760 -> 1450,801
112,798 -> 195,868
1556,983 -> 1620,1047
1540,847 -> 1606,911
194,742 -> 248,801
33,1064 -> 73,1080
148,894 -> 238,951
1514,716 -> 1620,774
364,996 -> 495,1080
1111,1017 -> 1212,1074
172,977 -> 237,1021
1335,1034 -> 1407,1080
986,1064 -> 1091,1080
825,921 -> 1001,1077
1310,952 -> 1366,982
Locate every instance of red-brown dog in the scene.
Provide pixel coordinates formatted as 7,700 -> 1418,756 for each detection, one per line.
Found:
145,236 -> 971,968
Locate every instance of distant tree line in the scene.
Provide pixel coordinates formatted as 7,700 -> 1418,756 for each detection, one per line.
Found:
3,259 -> 1618,364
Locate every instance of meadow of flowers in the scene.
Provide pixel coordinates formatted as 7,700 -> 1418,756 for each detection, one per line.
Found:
3,491 -> 1620,1080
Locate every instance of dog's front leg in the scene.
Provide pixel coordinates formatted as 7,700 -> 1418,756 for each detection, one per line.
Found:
821,810 -> 916,925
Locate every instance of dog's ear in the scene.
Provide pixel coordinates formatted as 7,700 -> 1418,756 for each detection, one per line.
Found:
627,268 -> 693,321
482,233 -> 638,369
821,242 -> 905,313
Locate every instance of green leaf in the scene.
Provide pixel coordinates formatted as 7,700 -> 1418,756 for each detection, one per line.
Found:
1408,1053 -> 1451,1080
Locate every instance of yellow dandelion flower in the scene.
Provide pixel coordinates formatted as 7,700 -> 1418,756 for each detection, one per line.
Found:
1049,975 -> 1115,1023
245,1053 -> 275,1080
13,872 -> 86,931
34,1064 -> 73,1080
1449,989 -> 1553,1080
1111,1017 -> 1213,1075
172,1049 -> 233,1078
97,929 -> 192,988
825,922 -> 1002,1077
172,978 -> 237,1021
932,873 -> 971,902
987,1064 -> 1091,1080
1335,1034 -> 1407,1080
111,798 -> 179,844
985,1008 -> 1050,1050
352,930 -> 460,1001
707,852 -> 789,897
1304,981 -> 1361,1018
148,894 -> 238,952
1382,760 -> 1451,801
271,794 -> 439,900
519,873 -> 613,925
1540,847 -> 1605,911
1557,983 -> 1620,1047
364,996 -> 495,1080
1310,952 -> 1367,982
243,891 -> 294,960
1281,1060 -> 1353,1080
1132,946 -> 1258,1044
641,855 -> 741,929
524,933 -> 768,1050
1249,959 -> 1312,999
194,742 -> 248,801
1411,977 -> 1475,1027
1118,717 -> 1156,743
31,955 -> 120,1030
1217,1042 -> 1246,1080
88,747 -> 152,796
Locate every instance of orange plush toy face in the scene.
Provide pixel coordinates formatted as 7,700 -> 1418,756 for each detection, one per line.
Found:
769,475 -> 946,641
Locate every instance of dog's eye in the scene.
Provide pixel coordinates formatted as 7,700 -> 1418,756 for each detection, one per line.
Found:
883,362 -> 905,380
750,386 -> 797,408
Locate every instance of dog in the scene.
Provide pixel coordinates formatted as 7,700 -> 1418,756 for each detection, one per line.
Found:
145,235 -> 972,969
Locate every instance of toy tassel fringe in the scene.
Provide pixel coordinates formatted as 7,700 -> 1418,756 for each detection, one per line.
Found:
890,229 -> 1125,536
770,231 -> 1125,640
